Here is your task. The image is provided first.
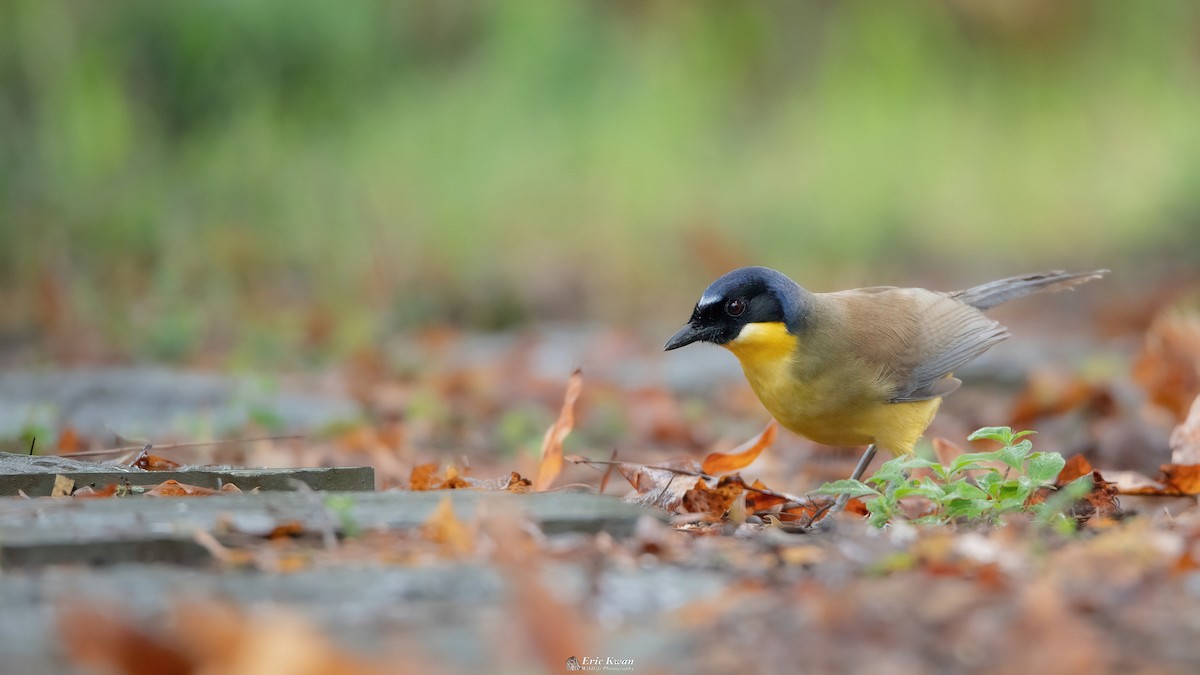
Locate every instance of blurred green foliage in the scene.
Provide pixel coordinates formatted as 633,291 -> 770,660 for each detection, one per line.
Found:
1,1 -> 1198,363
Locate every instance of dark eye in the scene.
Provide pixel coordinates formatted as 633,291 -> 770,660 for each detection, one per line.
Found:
725,297 -> 747,317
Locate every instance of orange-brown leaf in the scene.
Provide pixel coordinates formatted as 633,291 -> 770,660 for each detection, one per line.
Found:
56,426 -> 86,454
1009,369 -> 1113,430
681,476 -> 745,521
1161,464 -> 1200,495
701,421 -> 776,475
73,483 -> 120,499
409,463 -> 440,490
534,369 -> 583,492
268,521 -> 306,539
144,479 -> 218,497
440,465 -> 472,490
1057,454 -> 1095,485
503,471 -> 533,493
1133,313 -> 1200,421
422,495 -> 474,557
59,605 -> 192,675
134,453 -> 182,471
744,479 -> 789,512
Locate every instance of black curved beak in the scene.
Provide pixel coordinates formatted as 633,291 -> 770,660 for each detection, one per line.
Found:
664,323 -> 706,351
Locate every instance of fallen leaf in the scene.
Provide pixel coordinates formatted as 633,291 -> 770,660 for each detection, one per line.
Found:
440,465 -> 472,490
58,605 -> 192,675
535,369 -> 583,492
1108,470 -> 1170,495
616,457 -> 703,511
1133,312 -> 1200,421
1111,465 -> 1200,496
1169,395 -> 1200,464
134,453 -> 182,471
504,473 -> 533,493
1057,454 -> 1095,485
73,483 -> 120,499
701,421 -> 776,475
1009,369 -> 1114,430
681,476 -> 745,521
409,463 -> 440,490
268,521 -> 307,539
56,427 -> 86,454
170,602 -> 394,675
1073,471 -> 1122,523
931,437 -> 967,466
744,479 -> 789,512
422,495 -> 474,557
144,479 -> 218,497
1161,464 -> 1200,494
51,474 -> 74,497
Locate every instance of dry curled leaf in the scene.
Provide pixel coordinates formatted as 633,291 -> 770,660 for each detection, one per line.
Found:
51,474 -> 74,497
681,476 -> 745,521
744,479 -> 789,512
144,479 -> 218,497
1161,464 -> 1200,495
73,483 -> 121,499
1133,313 -> 1200,421
409,463 -> 440,490
1169,395 -> 1200,464
701,421 -> 776,475
134,453 -> 182,471
615,457 -> 703,511
535,369 -> 583,492
1057,454 -> 1096,485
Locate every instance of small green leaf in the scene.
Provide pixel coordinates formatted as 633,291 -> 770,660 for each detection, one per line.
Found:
997,441 -> 1031,470
948,450 -> 1003,476
1026,452 -> 1066,485
893,457 -> 938,471
942,498 -> 992,520
942,481 -> 989,501
894,482 -> 946,500
813,479 -> 880,499
968,426 -> 1016,444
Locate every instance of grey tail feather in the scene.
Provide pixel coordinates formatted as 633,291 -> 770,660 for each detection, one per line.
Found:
951,269 -> 1108,311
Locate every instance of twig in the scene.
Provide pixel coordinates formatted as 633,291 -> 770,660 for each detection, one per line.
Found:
598,448 -> 618,494
28,437 -> 35,456
124,443 -> 153,467
568,456 -> 815,506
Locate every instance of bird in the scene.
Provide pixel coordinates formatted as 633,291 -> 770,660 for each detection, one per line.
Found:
664,266 -> 1106,512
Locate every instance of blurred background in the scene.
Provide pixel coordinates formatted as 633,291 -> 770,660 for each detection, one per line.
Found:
1,0 -> 1198,369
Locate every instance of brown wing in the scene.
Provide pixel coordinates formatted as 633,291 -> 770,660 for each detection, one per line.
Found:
820,288 -> 1010,403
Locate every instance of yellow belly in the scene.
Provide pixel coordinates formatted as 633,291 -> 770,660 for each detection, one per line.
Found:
723,322 -> 940,455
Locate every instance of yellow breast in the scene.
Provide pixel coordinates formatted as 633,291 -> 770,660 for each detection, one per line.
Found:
723,321 -> 939,455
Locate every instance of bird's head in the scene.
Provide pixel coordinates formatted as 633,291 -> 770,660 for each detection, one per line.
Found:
664,266 -> 810,351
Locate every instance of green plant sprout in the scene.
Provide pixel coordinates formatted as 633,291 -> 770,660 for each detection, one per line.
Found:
816,427 -> 1090,528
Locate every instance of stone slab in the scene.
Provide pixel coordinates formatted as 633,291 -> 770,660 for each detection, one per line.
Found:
0,466 -> 376,496
0,491 -> 658,567
0,562 -> 726,674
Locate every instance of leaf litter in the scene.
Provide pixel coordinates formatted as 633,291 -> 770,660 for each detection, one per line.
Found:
29,292 -> 1200,672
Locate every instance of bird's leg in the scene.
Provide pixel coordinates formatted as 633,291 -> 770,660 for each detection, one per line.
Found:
829,443 -> 878,514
